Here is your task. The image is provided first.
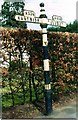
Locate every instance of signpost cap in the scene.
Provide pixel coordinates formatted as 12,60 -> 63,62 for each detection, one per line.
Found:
40,3 -> 44,7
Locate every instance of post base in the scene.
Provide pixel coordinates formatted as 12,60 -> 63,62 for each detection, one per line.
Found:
45,89 -> 53,115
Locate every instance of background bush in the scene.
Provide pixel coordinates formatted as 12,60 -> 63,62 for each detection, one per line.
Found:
0,28 -> 77,107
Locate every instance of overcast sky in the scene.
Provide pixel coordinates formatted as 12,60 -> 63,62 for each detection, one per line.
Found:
0,0 -> 77,30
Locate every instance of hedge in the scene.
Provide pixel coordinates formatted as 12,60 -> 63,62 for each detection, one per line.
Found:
0,27 -> 77,106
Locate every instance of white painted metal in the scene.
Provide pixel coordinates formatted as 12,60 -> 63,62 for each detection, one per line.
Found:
42,34 -> 48,46
52,15 -> 62,21
15,10 -> 67,27
43,59 -> 49,71
24,10 -> 35,17
45,84 -> 51,90
42,28 -> 47,33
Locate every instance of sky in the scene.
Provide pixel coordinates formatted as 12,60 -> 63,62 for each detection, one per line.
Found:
0,0 -> 77,30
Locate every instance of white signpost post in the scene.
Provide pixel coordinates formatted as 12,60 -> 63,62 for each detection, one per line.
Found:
15,2 -> 66,115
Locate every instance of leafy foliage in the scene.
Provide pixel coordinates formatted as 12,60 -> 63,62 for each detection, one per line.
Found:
1,1 -> 27,28
0,28 -> 77,108
48,20 -> 78,33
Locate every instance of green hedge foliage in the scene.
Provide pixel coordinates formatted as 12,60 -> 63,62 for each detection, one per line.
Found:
0,28 -> 77,105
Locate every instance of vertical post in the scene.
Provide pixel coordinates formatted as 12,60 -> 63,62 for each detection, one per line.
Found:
39,3 -> 52,115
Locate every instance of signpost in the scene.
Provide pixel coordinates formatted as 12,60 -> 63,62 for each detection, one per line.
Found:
15,6 -> 66,27
15,2 -> 66,115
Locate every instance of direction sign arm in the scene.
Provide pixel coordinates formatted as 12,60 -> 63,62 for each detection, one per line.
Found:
47,19 -> 67,27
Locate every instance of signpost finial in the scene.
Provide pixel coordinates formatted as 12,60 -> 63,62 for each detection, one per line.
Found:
40,2 -> 44,7
39,2 -> 47,19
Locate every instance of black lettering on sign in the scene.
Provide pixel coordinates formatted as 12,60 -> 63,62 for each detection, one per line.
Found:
24,17 -> 26,21
18,16 -> 20,20
21,17 -> 23,20
27,17 -> 29,20
30,18 -> 32,21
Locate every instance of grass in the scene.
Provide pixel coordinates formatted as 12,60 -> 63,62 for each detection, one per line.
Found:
2,69 -> 77,109
2,80 -> 44,108
2,99 -> 12,108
